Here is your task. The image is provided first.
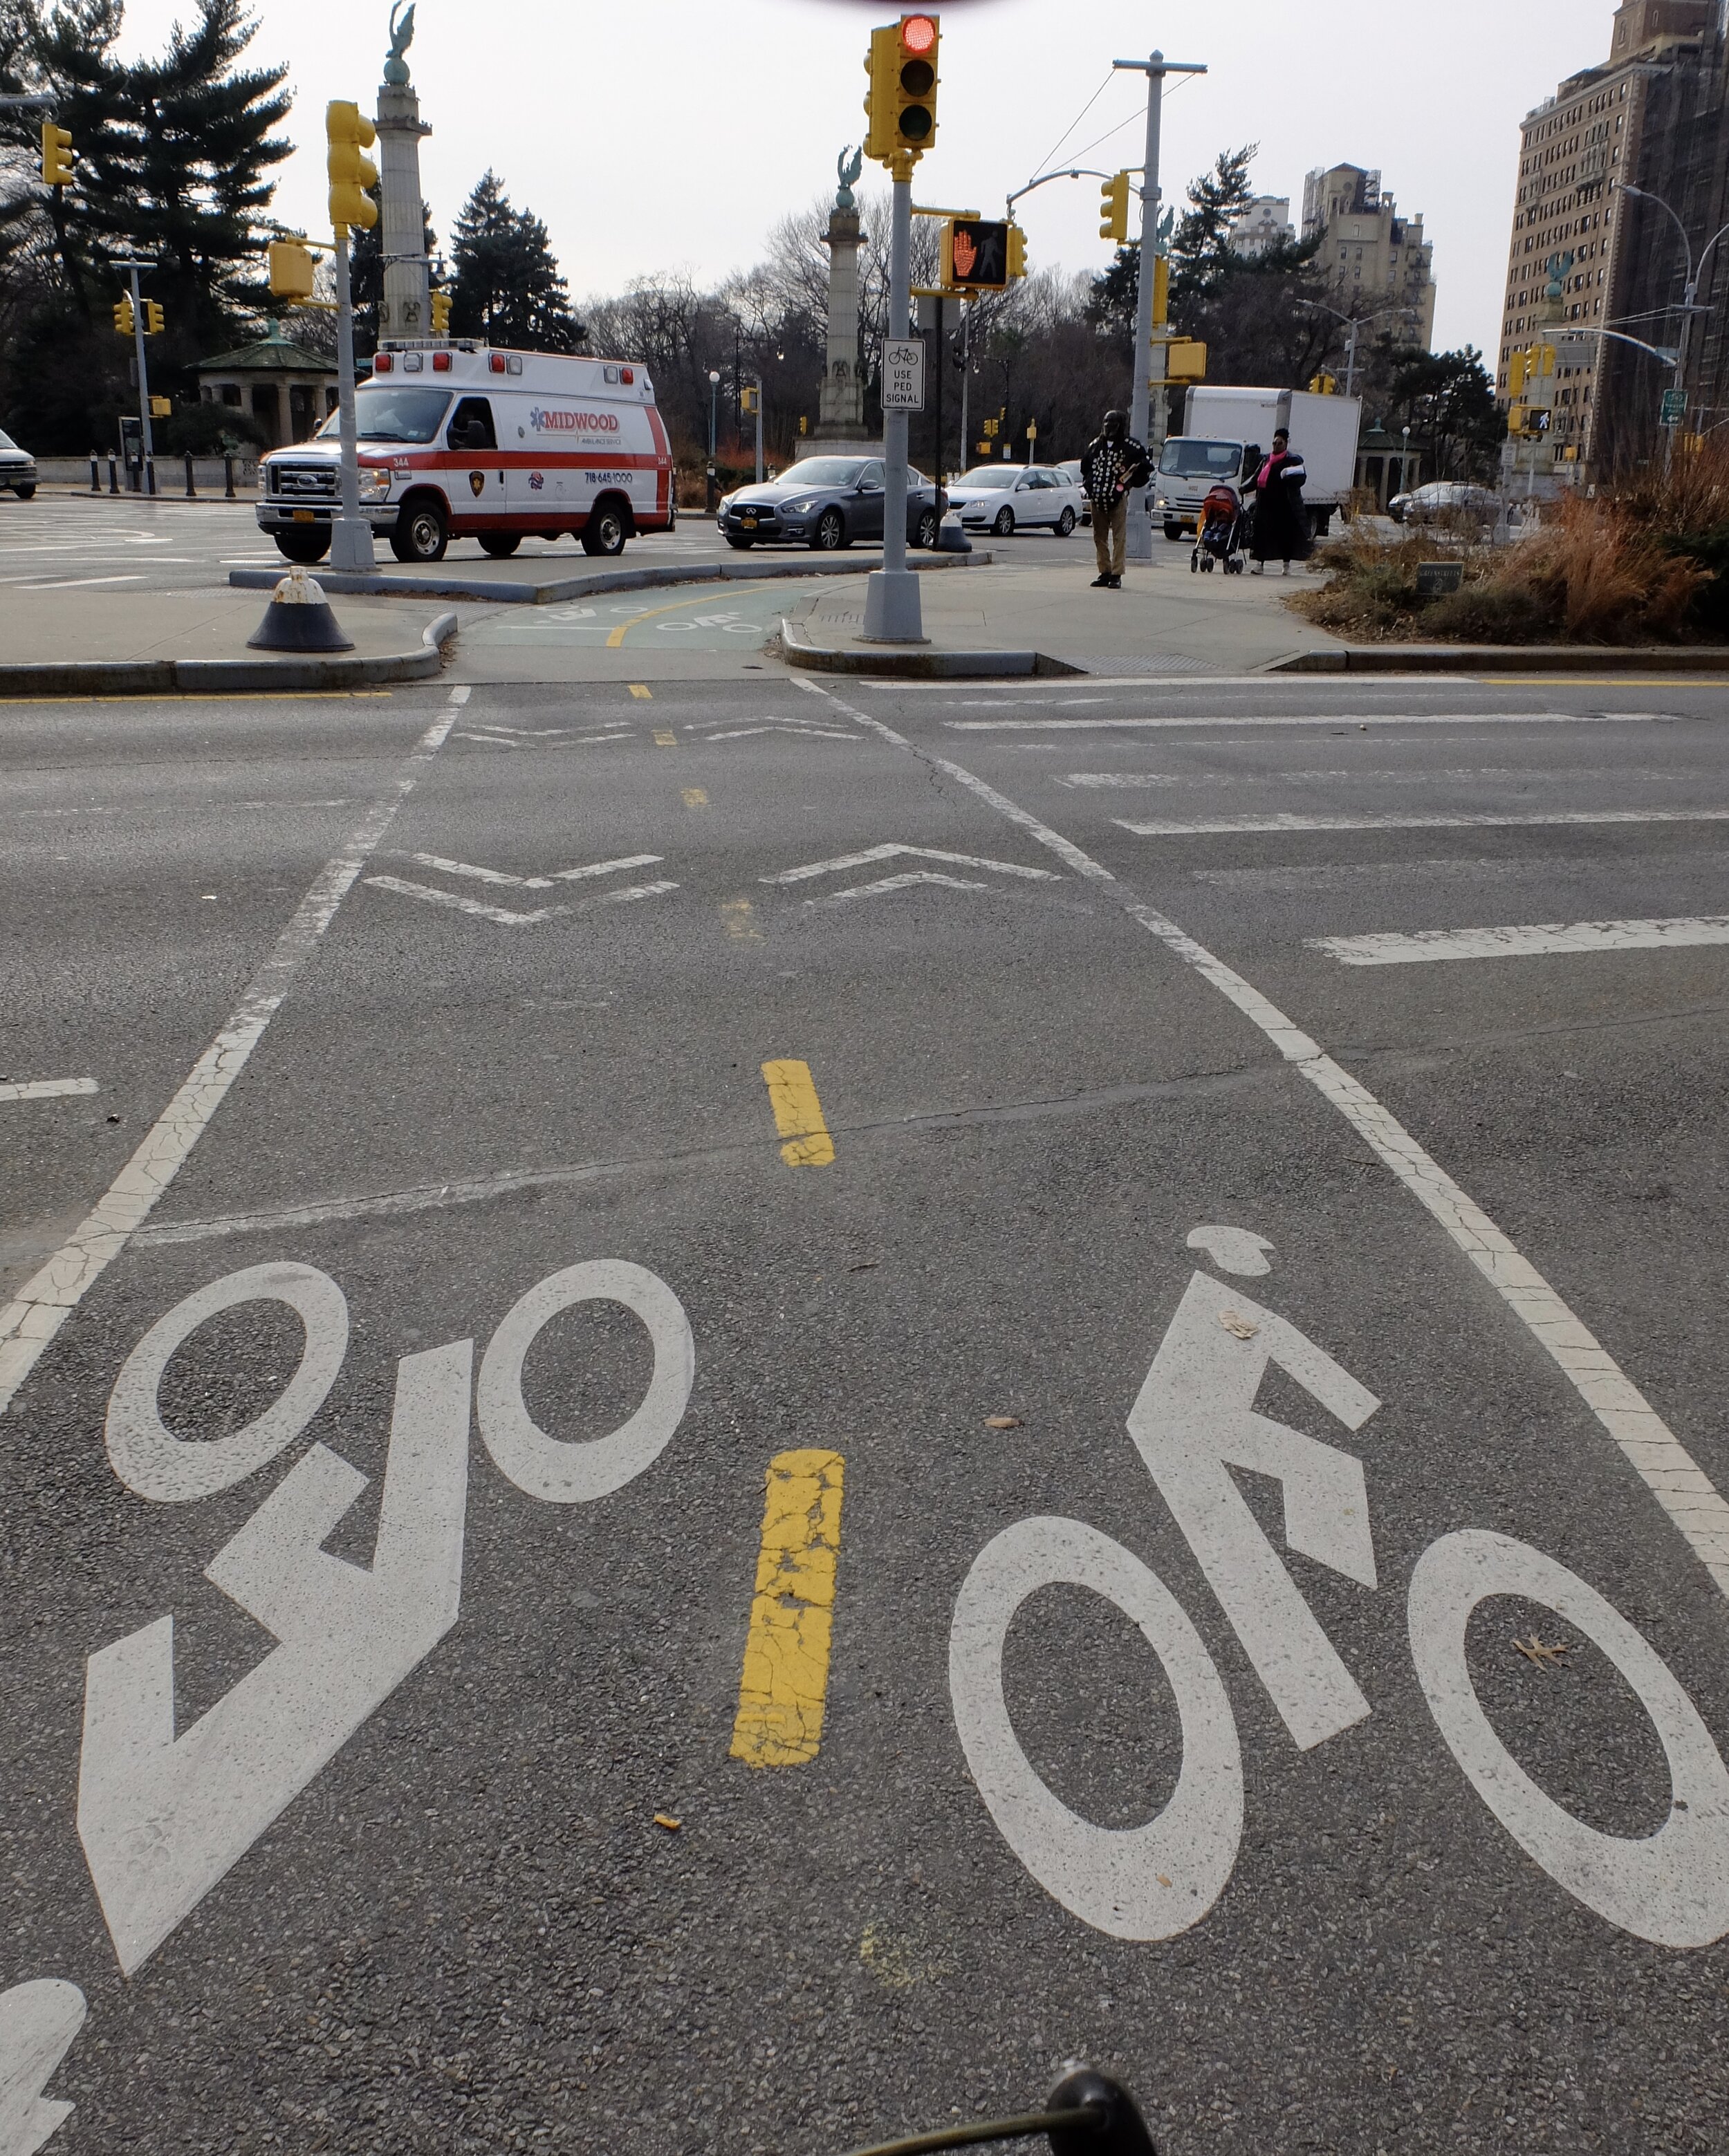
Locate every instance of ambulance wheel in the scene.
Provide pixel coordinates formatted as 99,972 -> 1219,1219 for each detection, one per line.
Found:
273,528 -> 331,564
479,531 -> 521,558
391,495 -> 448,563
1056,506 -> 1076,536
582,498 -> 629,556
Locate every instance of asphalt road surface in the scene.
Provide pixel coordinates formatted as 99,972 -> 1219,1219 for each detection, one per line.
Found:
4,671 -> 1729,2155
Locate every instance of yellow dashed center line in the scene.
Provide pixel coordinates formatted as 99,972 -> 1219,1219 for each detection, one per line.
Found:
653,728 -> 677,747
731,1448 -> 845,1768
628,682 -> 653,698
761,1059 -> 834,1166
604,580 -> 782,648
683,787 -> 709,808
721,898 -> 763,942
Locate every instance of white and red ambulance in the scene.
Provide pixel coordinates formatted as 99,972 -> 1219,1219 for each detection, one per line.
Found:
256,342 -> 676,565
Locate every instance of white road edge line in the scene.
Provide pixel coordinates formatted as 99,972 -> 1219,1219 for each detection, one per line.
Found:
0,1078 -> 99,1103
0,684 -> 471,1418
1311,916 -> 1729,966
945,712 -> 1682,732
793,676 -> 1729,1599
1118,809 -> 1729,836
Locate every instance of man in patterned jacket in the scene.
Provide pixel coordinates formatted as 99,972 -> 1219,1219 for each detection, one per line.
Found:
1079,409 -> 1152,589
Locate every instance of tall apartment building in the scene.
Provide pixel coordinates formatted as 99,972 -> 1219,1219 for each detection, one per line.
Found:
1301,164 -> 1438,348
1228,196 -> 1296,259
1496,0 -> 1720,478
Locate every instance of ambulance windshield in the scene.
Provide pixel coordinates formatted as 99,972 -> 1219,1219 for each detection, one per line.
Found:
318,387 -> 452,444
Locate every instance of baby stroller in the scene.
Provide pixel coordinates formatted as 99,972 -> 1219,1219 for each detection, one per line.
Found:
1191,481 -> 1246,575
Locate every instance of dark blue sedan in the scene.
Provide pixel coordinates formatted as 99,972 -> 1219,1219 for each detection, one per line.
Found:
720,456 -> 942,551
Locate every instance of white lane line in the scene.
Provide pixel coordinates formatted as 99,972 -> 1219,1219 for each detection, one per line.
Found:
794,676 -> 1729,1599
26,574 -> 147,591
135,1160 -> 631,1246
0,1078 -> 98,1103
947,712 -> 1679,732
0,685 -> 470,1419
1118,809 -> 1729,836
762,842 -> 1059,886
364,875 -> 677,927
1311,915 -> 1729,967
1058,766 -> 1695,790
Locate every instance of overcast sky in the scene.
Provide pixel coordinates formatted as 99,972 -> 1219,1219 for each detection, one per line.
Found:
115,0 -> 1615,356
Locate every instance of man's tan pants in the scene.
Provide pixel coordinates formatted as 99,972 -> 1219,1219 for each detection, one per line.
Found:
1092,494 -> 1128,577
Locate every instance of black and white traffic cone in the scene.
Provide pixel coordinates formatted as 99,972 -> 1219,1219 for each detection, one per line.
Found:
247,564 -> 354,652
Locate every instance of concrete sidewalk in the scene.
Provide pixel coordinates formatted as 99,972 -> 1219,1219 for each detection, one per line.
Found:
0,584 -> 454,696
777,549 -> 1347,676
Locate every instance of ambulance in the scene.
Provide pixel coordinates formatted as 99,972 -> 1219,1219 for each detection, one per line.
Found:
257,342 -> 676,565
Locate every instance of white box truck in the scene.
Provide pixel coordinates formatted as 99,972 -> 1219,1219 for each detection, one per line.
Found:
1153,386 -> 1362,541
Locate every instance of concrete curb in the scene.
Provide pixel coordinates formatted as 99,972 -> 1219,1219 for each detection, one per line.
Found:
0,611 -> 457,700
1269,642 -> 1729,674
225,549 -> 993,606
775,616 -> 1084,680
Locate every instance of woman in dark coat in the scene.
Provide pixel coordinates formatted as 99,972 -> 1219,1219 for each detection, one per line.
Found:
1247,428 -> 1309,574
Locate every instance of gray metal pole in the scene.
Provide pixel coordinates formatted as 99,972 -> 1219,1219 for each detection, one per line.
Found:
329,230 -> 376,572
129,266 -> 156,496
1124,53 -> 1163,563
861,170 -> 924,642
755,378 -> 764,484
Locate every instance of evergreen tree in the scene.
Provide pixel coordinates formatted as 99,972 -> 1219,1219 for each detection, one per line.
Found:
449,171 -> 582,352
1169,145 -> 1258,305
1389,346 -> 1504,481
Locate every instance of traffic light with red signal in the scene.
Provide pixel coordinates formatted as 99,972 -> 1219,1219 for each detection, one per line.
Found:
864,14 -> 940,169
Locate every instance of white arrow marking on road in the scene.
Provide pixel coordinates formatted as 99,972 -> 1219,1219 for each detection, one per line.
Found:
705,725 -> 859,741
364,875 -> 678,927
77,1339 -> 471,1975
1309,913 -> 1729,966
761,843 -> 1060,887
0,1079 -> 97,1104
808,871 -> 990,904
0,1981 -> 85,2156
394,851 -> 661,891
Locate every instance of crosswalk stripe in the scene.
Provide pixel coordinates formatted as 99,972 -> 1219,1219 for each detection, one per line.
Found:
1310,915 -> 1729,965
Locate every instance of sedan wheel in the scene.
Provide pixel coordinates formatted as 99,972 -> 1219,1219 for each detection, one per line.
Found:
811,508 -> 847,551
914,508 -> 940,549
992,505 -> 1015,537
1056,506 -> 1076,537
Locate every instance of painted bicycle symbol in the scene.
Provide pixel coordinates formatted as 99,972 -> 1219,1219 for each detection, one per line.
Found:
949,1227 -> 1729,1949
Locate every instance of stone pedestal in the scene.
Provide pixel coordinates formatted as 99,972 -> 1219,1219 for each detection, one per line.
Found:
815,204 -> 865,443
376,77 -> 431,341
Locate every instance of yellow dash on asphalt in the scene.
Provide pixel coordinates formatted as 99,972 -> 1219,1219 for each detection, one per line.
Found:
761,1059 -> 835,1166
730,1449 -> 845,1769
683,787 -> 709,808
653,728 -> 677,747
605,581 -> 779,647
721,898 -> 763,942
629,683 -> 653,698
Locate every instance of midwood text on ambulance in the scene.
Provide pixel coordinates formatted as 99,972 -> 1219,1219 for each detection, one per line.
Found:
256,343 -> 676,566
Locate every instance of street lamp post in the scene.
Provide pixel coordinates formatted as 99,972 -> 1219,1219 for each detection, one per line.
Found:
708,369 -> 721,513
1295,299 -> 1415,400
1618,183 -> 1729,467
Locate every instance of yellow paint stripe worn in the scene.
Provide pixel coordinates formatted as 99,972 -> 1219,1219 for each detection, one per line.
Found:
761,1058 -> 835,1166
604,580 -> 782,648
628,682 -> 653,698
730,1449 -> 845,1768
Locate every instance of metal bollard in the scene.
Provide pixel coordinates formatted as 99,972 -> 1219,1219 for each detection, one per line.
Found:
223,454 -> 236,500
145,456 -> 156,497
184,452 -> 196,499
89,452 -> 100,494
107,453 -> 119,495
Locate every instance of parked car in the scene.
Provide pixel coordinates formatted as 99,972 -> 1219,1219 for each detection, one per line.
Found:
1389,480 -> 1499,526
0,428 -> 38,499
947,463 -> 1083,537
1054,458 -> 1092,525
719,456 -> 942,550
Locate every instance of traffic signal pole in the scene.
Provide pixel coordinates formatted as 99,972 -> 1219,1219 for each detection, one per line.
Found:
862,164 -> 923,644
329,230 -> 375,573
113,260 -> 157,495
1113,50 -> 1205,562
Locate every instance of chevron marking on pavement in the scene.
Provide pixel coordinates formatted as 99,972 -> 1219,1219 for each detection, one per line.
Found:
364,875 -> 678,928
391,850 -> 662,890
761,843 -> 1060,887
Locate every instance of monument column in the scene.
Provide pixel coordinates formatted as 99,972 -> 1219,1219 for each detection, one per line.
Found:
813,148 -> 870,454
376,2 -> 432,341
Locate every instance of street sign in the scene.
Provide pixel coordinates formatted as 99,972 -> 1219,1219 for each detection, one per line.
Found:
1661,388 -> 1687,428
882,337 -> 926,412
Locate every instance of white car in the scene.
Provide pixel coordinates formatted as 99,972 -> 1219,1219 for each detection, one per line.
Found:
947,463 -> 1082,537
0,427 -> 38,499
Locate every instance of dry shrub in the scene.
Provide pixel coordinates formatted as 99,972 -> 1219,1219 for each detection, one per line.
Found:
1292,525 -> 1499,640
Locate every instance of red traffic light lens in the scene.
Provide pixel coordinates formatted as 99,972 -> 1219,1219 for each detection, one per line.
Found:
900,14 -> 936,54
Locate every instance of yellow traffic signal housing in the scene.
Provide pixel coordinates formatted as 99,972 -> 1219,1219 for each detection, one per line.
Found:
326,100 -> 379,234
149,396 -> 172,418
40,121 -> 75,187
1006,223 -> 1028,280
741,385 -> 760,415
113,295 -> 136,337
1099,171 -> 1131,244
1167,340 -> 1208,384
429,288 -> 452,335
1152,254 -> 1169,326
799,415 -> 808,436
1508,404 -> 1528,436
268,239 -> 317,301
864,14 -> 939,167
1309,372 -> 1338,396
143,299 -> 164,335
1506,348 -> 1528,397
1537,342 -> 1556,378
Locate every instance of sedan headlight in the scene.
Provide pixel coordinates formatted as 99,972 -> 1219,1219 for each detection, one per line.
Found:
786,496 -> 820,516
358,467 -> 391,501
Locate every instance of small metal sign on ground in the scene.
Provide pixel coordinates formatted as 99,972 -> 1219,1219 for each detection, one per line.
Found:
1661,388 -> 1687,428
882,338 -> 927,412
1416,560 -> 1465,597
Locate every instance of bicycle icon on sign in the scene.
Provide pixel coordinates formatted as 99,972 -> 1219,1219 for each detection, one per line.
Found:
949,1226 -> 1729,1951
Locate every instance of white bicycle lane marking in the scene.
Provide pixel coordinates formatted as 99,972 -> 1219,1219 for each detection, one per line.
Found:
796,677 -> 1729,1600
0,688 -> 471,1420
950,1232 -> 1729,1950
